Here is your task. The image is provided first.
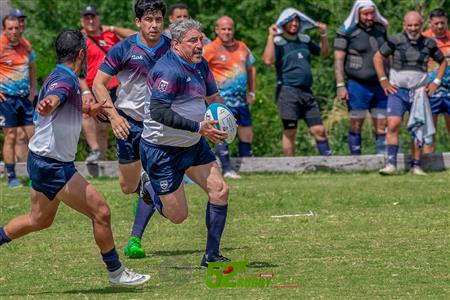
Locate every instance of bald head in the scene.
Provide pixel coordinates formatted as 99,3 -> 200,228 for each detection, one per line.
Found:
403,11 -> 423,40
215,15 -> 235,45
404,11 -> 422,24
216,16 -> 234,28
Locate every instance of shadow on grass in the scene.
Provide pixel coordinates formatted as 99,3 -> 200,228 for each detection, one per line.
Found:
0,286 -> 150,297
153,246 -> 248,257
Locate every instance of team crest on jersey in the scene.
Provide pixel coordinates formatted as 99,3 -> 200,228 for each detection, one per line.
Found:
158,80 -> 169,92
160,180 -> 169,192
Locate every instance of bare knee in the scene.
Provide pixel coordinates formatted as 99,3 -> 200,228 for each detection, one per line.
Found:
93,202 -> 111,226
30,213 -> 54,231
209,179 -> 229,205
170,211 -> 188,224
309,125 -> 327,140
120,183 -> 136,194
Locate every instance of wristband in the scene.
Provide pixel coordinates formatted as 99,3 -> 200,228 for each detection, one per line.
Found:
379,76 -> 388,82
433,78 -> 442,86
248,92 -> 255,97
336,82 -> 345,88
110,26 -> 115,32
82,90 -> 92,95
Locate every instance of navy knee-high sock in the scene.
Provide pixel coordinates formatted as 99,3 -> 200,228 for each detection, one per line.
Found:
101,247 -> 122,272
0,227 -> 11,246
376,134 -> 386,154
144,182 -> 165,218
205,202 -> 228,257
238,142 -> 252,157
215,144 -> 232,172
348,131 -> 362,155
316,140 -> 332,156
387,144 -> 399,166
5,164 -> 16,180
131,198 -> 155,240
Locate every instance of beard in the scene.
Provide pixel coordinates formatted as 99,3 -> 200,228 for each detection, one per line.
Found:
406,31 -> 420,41
191,49 -> 203,63
79,54 -> 88,79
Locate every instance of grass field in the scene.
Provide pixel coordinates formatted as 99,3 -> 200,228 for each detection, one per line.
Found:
0,171 -> 449,299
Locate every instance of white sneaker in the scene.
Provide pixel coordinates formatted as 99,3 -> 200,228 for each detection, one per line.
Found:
223,170 -> 241,179
108,265 -> 151,286
379,164 -> 397,176
410,166 -> 427,176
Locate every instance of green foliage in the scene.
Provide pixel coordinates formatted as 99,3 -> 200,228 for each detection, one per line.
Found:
10,0 -> 450,158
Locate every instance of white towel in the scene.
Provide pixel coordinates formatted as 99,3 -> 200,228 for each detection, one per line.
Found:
343,0 -> 388,33
276,8 -> 317,33
407,87 -> 435,148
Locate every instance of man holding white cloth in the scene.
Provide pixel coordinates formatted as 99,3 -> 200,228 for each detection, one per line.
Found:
373,11 -> 447,175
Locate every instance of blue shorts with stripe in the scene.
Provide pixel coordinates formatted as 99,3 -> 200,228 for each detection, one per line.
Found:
140,137 -> 216,195
27,151 -> 77,200
116,110 -> 143,164
0,95 -> 34,128
347,79 -> 387,112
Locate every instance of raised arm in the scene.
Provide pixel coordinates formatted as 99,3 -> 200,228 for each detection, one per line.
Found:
103,25 -> 137,39
317,22 -> 329,57
263,24 -> 278,65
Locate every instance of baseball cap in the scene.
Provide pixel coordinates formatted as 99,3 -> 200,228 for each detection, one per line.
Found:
9,8 -> 26,18
80,6 -> 98,17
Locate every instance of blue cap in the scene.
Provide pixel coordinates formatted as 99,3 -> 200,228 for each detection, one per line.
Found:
8,8 -> 26,18
80,6 -> 98,16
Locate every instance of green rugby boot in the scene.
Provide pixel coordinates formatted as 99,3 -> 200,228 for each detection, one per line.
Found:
124,236 -> 146,259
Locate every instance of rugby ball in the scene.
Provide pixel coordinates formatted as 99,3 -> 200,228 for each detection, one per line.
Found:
204,103 -> 237,144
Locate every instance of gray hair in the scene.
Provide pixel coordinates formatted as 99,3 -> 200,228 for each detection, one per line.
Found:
169,18 -> 202,41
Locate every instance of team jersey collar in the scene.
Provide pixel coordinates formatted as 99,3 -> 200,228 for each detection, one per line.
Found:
56,64 -> 78,81
136,33 -> 164,55
171,49 -> 198,69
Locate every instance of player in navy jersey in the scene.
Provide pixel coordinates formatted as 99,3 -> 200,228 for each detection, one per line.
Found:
93,0 -> 170,259
139,18 -> 231,268
0,30 -> 150,286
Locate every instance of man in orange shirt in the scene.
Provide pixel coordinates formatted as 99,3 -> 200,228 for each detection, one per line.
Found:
0,15 -> 35,188
203,16 -> 256,179
422,8 -> 450,153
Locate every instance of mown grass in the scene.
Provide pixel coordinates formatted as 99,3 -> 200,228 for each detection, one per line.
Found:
0,171 -> 449,299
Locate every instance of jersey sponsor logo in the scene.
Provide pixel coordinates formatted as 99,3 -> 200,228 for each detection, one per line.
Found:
186,77 -> 191,82
297,52 -> 304,59
5,59 -> 13,66
49,83 -> 58,90
99,40 -> 107,47
158,80 -> 169,92
219,54 -> 227,62
131,54 -> 144,60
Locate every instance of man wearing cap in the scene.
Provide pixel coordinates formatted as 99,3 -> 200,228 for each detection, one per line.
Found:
374,11 -> 447,176
263,8 -> 332,156
422,8 -> 450,153
0,15 -> 36,188
80,6 -> 135,163
334,0 -> 389,155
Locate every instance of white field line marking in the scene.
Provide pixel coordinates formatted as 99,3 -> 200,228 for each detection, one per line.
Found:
271,211 -> 314,218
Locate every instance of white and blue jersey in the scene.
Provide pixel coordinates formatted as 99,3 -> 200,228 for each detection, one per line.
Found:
99,34 -> 171,121
142,49 -> 218,147
28,64 -> 82,162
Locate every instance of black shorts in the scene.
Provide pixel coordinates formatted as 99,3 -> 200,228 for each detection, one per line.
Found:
276,85 -> 323,129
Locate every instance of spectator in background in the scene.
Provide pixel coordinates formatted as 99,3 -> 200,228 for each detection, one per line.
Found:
163,3 -> 211,45
80,6 -> 136,163
0,15 -> 35,188
203,16 -> 256,179
263,8 -> 332,156
374,11 -> 447,176
422,8 -> 450,154
334,0 -> 389,155
7,8 -> 37,165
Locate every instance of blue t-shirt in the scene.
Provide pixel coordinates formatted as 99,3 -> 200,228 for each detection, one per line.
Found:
99,34 -> 171,121
29,64 -> 82,162
142,49 -> 218,147
274,34 -> 321,88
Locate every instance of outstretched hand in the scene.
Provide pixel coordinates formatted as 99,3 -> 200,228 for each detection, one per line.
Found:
37,97 -> 58,116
